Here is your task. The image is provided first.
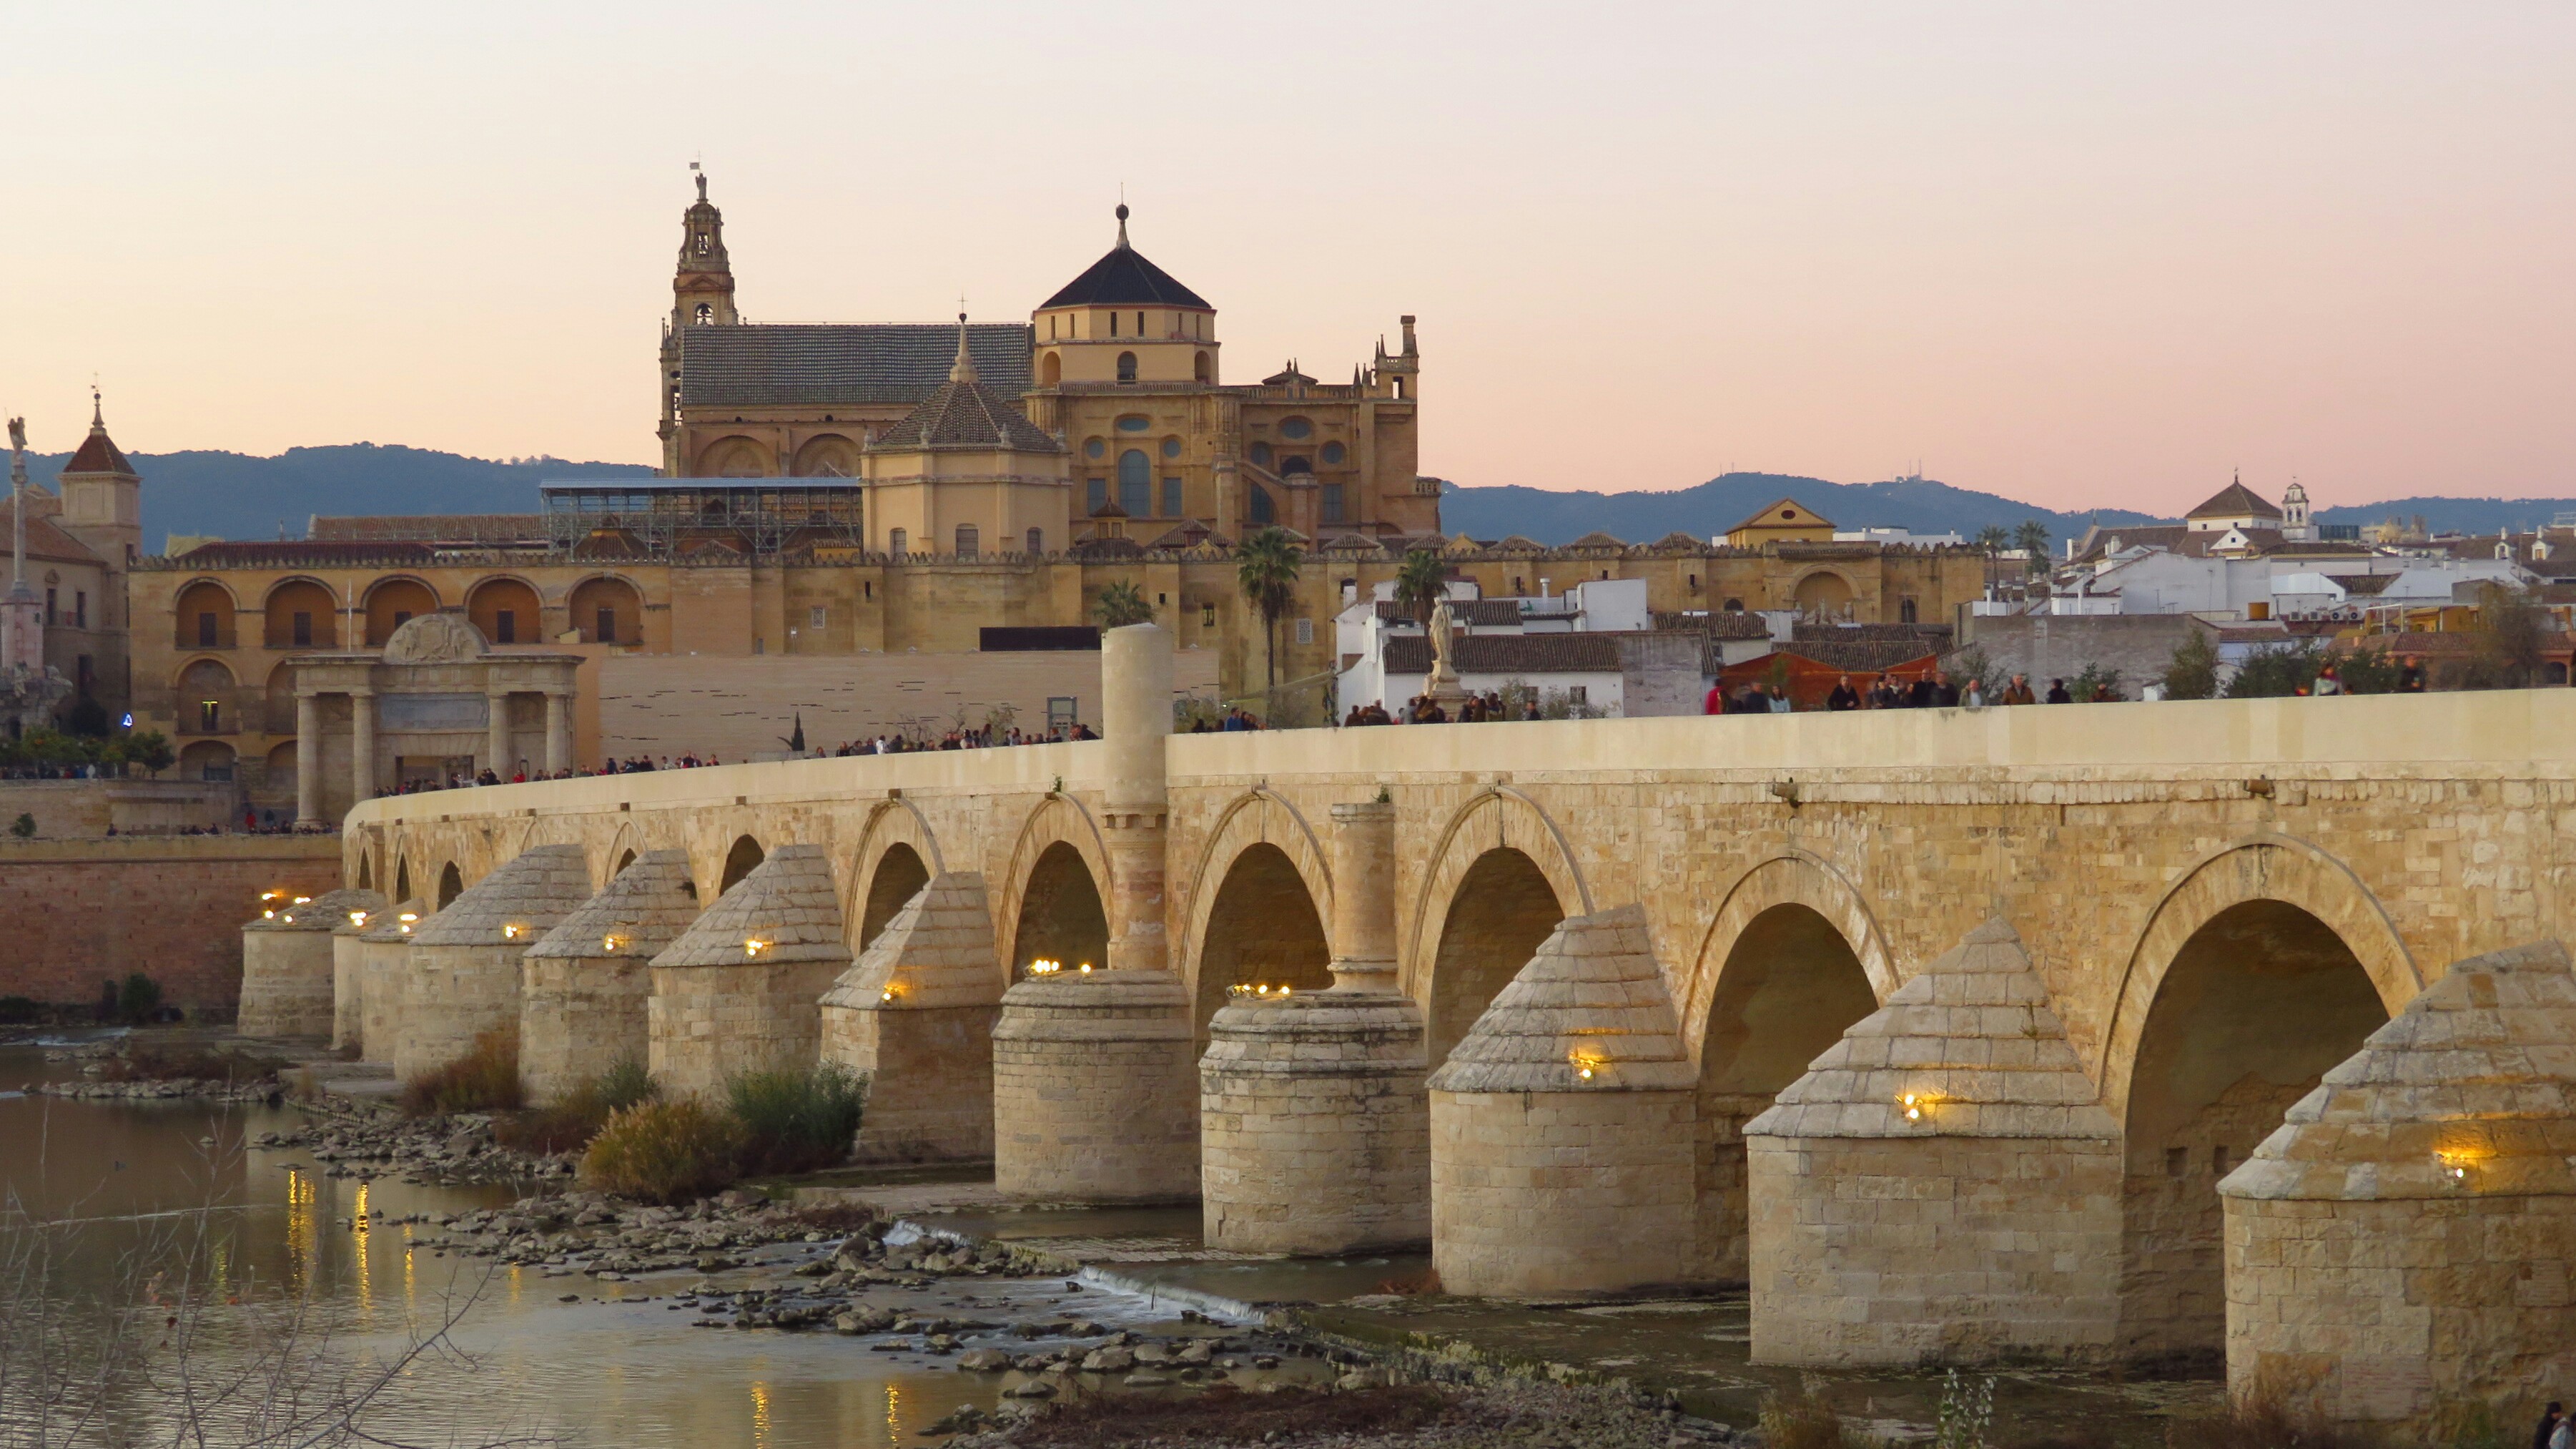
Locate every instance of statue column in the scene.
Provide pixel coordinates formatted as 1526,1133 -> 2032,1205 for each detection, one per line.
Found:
292,691 -> 322,827
992,622 -> 1198,1202
543,690 -> 570,776
1199,796 -> 1431,1253
485,689 -> 511,777
349,687 -> 376,805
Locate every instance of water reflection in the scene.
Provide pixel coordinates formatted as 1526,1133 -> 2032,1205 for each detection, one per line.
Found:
0,1046 -> 1024,1447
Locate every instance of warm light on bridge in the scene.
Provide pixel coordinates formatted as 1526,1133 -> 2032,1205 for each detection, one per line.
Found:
744,938 -> 771,958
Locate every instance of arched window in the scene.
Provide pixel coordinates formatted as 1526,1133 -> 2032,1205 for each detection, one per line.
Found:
694,231 -> 710,255
1116,351 -> 1138,383
1248,486 -> 1276,525
694,303 -> 712,325
1723,598 -> 1745,612
1193,350 -> 1210,383
1280,456 -> 1312,476
1118,450 -> 1151,518
1899,596 -> 1919,624
954,524 -> 979,559
889,528 -> 908,557
1026,527 -> 1044,556
1041,352 -> 1062,385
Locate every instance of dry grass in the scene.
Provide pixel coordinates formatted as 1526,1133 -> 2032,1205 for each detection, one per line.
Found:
494,1058 -> 658,1154
781,1202 -> 880,1235
1373,1267 -> 1443,1295
1759,1380 -> 1848,1449
396,1031 -> 523,1118
580,1098 -> 743,1205
97,1043 -> 290,1085
2164,1372 -> 2384,1449
1007,1384 -> 1461,1447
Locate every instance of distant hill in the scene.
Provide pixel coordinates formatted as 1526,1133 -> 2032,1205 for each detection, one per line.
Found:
20,443 -> 2575,554
23,443 -> 654,553
1441,474 -> 2163,549
1443,474 -> 2576,549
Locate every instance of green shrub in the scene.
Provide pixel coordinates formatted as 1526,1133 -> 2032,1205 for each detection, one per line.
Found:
2226,640 -> 2326,698
8,813 -> 34,839
495,1056 -> 661,1154
2161,629 -> 2220,701
725,1061 -> 868,1176
398,1029 -> 523,1118
1758,1380 -> 1847,1449
100,1044 -> 288,1084
581,1097 -> 743,1204
0,996 -> 39,1025
118,973 -> 162,1024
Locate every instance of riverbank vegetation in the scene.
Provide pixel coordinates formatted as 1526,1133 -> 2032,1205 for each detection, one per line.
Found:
397,1030 -> 523,1116
495,1055 -> 658,1153
578,1062 -> 868,1204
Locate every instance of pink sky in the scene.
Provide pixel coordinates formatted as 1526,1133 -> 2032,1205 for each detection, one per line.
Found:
4,3 -> 2571,517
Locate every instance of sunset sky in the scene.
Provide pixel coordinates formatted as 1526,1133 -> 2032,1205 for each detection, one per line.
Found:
4,2 -> 2571,516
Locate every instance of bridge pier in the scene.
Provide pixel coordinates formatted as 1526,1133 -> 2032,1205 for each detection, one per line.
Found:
1200,798 -> 1431,1254
1428,904 -> 1697,1295
993,623 -> 1200,1202
355,900 -> 423,1064
1746,918 -> 2122,1365
2221,938 -> 2576,1436
239,888 -> 384,1038
820,871 -> 1002,1162
647,843 -> 850,1099
330,903 -> 380,1053
393,845 -> 591,1081
519,850 -> 699,1106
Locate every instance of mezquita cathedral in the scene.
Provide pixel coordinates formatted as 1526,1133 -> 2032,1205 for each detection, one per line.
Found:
29,175 -> 1979,816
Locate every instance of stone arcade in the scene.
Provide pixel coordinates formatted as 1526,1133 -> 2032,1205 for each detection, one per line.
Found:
300,625 -> 2576,1438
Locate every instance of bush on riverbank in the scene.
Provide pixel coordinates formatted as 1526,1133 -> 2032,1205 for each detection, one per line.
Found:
97,1042 -> 290,1085
581,1097 -> 744,1204
398,1031 -> 523,1117
496,1057 -> 660,1154
725,1062 -> 867,1176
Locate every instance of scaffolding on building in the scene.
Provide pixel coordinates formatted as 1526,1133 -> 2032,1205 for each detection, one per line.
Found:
538,480 -> 867,558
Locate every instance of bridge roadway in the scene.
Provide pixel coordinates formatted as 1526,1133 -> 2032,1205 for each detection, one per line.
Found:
325,627 -> 2576,1426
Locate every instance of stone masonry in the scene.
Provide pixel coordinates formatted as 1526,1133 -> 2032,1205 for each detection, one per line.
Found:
1747,917 -> 2123,1365
394,844 -> 591,1081
648,843 -> 849,1099
820,870 -> 1003,1162
355,899 -> 423,1064
237,888 -> 384,1038
2220,939 -> 2576,1435
518,850 -> 700,1106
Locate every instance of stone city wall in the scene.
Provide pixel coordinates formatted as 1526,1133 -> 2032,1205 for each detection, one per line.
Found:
0,835 -> 342,1011
0,778 -> 240,838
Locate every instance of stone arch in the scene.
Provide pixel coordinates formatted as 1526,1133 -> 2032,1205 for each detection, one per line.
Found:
697,434 -> 773,477
1790,569 -> 1855,617
2103,837 -> 2409,1365
992,792 -> 1112,977
465,574 -> 543,646
791,433 -> 860,477
1404,787 -> 1592,1002
843,797 -> 948,948
857,843 -> 932,953
568,574 -> 644,646
1008,842 -> 1109,980
393,850 -> 413,905
361,576 -> 440,647
355,850 -> 375,893
719,834 -> 766,895
435,861 -> 465,910
1677,853 -> 1897,1060
1187,842 -> 1333,1041
1412,847 -> 1575,1070
172,578 -> 238,649
265,740 -> 299,797
1177,788 -> 1333,1021
177,740 -> 235,782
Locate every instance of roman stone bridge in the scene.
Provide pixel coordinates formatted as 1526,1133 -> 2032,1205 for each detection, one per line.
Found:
299,627 -> 2576,1431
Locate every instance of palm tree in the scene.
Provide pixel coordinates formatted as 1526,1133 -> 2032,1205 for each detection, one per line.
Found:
1392,548 -> 1447,628
2013,520 -> 2051,571
1234,526 -> 1304,691
1974,524 -> 2010,557
1093,580 -> 1154,629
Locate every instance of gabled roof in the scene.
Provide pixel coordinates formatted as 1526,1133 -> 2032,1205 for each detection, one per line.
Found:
1383,632 -> 1620,676
1262,362 -> 1317,387
0,500 -> 104,565
676,323 -> 1032,409
2186,479 -> 2284,521
1729,496 -> 1836,533
1040,208 -> 1211,310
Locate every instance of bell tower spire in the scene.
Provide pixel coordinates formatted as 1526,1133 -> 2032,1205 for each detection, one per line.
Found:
671,164 -> 737,330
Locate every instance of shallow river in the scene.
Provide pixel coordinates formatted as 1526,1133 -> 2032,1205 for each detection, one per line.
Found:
0,1040 -> 1177,1448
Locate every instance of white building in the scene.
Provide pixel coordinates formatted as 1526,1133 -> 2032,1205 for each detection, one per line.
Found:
1333,576 -> 1674,717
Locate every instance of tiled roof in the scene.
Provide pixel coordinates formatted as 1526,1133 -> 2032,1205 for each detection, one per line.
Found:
1795,622 -> 1950,644
1040,225 -> 1212,310
169,540 -> 435,568
0,501 -> 104,565
1562,531 -> 1628,550
1749,918 -> 2118,1141
63,423 -> 134,476
653,844 -> 849,968
358,899 -> 428,943
870,379 -> 1063,453
1383,632 -> 1620,675
677,323 -> 1033,409
1426,905 -> 1693,1094
310,514 -> 546,544
525,850 -> 699,961
1782,639 -> 1942,672
410,845 -> 594,948
2186,479 -> 2284,521
1372,599 -> 1521,627
2222,940 -> 2576,1202
1729,496 -> 1837,533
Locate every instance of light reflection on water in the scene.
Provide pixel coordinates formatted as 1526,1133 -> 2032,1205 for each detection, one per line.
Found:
0,1045 -> 1002,1447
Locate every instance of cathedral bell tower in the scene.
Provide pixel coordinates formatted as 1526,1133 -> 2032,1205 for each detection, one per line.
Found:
660,167 -> 738,471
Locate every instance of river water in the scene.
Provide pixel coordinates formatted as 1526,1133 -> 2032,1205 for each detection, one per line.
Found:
0,1039 -> 1172,1448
